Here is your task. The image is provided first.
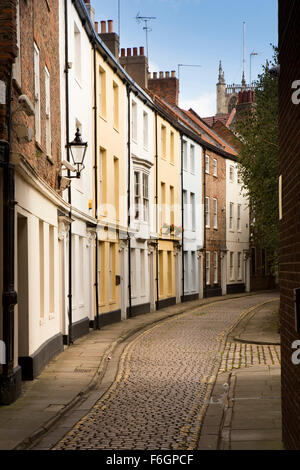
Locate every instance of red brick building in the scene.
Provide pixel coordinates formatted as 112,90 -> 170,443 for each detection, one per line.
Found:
279,0 -> 300,450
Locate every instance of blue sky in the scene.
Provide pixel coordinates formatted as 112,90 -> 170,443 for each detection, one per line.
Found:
92,0 -> 278,116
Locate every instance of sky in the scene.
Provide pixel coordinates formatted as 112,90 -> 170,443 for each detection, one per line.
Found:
92,0 -> 278,117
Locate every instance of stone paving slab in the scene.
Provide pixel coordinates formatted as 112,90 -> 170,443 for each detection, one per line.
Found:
0,291 -> 278,450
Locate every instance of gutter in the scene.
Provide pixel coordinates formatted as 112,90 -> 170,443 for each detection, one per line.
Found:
93,43 -> 100,330
127,85 -> 132,318
64,0 -> 73,345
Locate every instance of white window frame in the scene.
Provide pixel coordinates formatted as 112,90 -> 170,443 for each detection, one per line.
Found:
206,252 -> 210,285
213,198 -> 218,229
213,158 -> 218,177
230,252 -> 234,280
229,165 -> 234,182
237,204 -> 241,231
205,196 -> 210,228
238,252 -> 242,280
191,192 -> 196,231
45,66 -> 51,157
134,170 -> 149,222
183,140 -> 188,171
183,190 -> 188,228
229,202 -> 234,230
213,251 -> 218,284
205,155 -> 210,174
131,100 -> 138,142
34,42 -> 41,143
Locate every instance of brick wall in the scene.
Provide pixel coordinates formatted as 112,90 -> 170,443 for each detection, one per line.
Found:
0,0 -> 17,141
279,0 -> 300,450
204,150 -> 226,295
11,0 -> 61,190
148,72 -> 179,106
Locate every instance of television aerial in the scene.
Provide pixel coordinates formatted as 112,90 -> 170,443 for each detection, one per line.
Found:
135,12 -> 157,60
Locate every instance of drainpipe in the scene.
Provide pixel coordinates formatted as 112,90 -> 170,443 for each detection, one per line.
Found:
1,69 -> 18,404
93,43 -> 100,330
203,147 -> 207,298
64,0 -> 73,344
155,111 -> 159,309
181,133 -> 184,302
126,84 -> 132,318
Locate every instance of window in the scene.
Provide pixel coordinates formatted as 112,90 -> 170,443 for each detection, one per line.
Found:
49,225 -> 54,313
159,250 -> 164,295
205,155 -> 210,174
170,186 -> 174,226
114,157 -> 119,220
229,165 -> 234,182
190,145 -> 195,173
161,125 -> 166,158
99,148 -> 106,212
183,140 -> 188,170
230,252 -> 234,280
161,182 -> 166,228
237,169 -> 241,184
143,111 -> 148,149
229,202 -> 234,230
132,100 -> 137,141
98,242 -> 105,303
113,81 -> 119,129
34,42 -> 41,142
205,196 -> 210,228
140,249 -> 145,295
183,190 -> 188,228
143,173 -> 149,222
170,131 -> 174,163
184,251 -> 188,292
39,220 -> 44,318
74,23 -> 81,82
237,204 -> 241,231
109,243 -> 116,301
131,248 -> 136,297
191,192 -> 195,231
99,67 -> 106,117
167,251 -> 172,295
134,171 -> 149,222
213,198 -> 218,229
191,251 -> 196,292
214,252 -> 218,284
213,158 -> 218,177
238,252 -> 242,280
206,252 -> 210,285
45,66 -> 51,157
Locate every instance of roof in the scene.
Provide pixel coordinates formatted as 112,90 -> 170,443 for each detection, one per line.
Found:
202,108 -> 236,128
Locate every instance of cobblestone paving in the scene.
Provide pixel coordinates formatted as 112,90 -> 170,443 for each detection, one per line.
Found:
220,342 -> 281,373
53,294 -> 276,451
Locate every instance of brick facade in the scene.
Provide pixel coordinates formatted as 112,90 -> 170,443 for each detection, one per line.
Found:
148,72 -> 179,106
279,0 -> 300,450
204,150 -> 226,296
11,0 -> 61,190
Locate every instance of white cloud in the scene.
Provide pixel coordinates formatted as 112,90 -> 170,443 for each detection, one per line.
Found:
179,92 -> 216,118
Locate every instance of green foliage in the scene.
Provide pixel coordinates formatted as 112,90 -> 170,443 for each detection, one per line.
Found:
236,49 -> 278,269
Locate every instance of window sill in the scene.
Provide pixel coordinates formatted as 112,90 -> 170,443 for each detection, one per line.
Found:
113,126 -> 119,133
47,155 -> 54,165
74,77 -> 82,89
99,114 -> 107,123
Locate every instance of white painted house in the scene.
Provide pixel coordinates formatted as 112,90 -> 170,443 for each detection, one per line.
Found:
126,91 -> 156,316
59,0 -> 96,343
226,160 -> 250,293
181,135 -> 204,300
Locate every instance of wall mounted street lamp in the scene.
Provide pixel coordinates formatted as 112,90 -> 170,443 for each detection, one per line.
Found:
67,128 -> 88,178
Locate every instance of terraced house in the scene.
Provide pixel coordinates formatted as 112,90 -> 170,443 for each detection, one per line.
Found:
0,0 -> 254,405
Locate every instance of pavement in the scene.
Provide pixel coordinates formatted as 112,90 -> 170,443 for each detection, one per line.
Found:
198,299 -> 282,450
0,291 -> 280,451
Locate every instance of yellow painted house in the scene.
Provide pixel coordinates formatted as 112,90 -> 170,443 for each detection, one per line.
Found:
155,112 -> 181,308
92,38 -> 127,327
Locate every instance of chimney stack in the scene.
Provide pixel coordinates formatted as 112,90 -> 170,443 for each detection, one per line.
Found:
235,89 -> 256,122
119,46 -> 149,89
99,20 -> 120,59
84,0 -> 95,23
148,70 -> 179,106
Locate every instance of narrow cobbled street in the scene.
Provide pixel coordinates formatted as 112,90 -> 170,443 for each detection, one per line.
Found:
31,293 -> 279,451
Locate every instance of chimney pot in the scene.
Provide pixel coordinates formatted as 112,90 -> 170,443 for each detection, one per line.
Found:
153,72 -> 157,79
94,21 -> 98,33
165,71 -> 170,78
159,71 -> 164,78
127,48 -> 132,57
171,70 -> 176,78
101,21 -> 106,34
133,47 -> 138,56
108,20 -> 113,33
121,48 -> 125,57
140,46 -> 144,56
